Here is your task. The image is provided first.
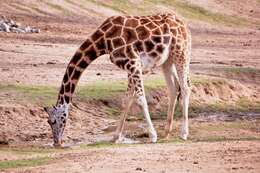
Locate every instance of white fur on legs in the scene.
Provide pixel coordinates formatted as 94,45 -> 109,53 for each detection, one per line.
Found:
136,95 -> 157,143
179,80 -> 190,140
176,62 -> 190,141
181,119 -> 189,140
113,94 -> 134,142
161,64 -> 179,139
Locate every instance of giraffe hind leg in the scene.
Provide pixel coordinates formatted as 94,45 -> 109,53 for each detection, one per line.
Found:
161,62 -> 180,140
176,62 -> 190,140
113,75 -> 135,143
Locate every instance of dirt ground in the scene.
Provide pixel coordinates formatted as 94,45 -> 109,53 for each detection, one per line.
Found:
0,0 -> 260,172
0,141 -> 259,173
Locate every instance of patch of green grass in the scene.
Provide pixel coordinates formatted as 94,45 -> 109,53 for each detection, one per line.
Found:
151,0 -> 250,26
190,97 -> 260,114
89,0 -> 250,26
81,141 -> 130,148
77,78 -> 165,100
29,5 -> 51,16
197,122 -> 251,132
193,136 -> 260,143
157,137 -> 188,144
173,1 -> 249,26
221,66 -> 260,74
11,3 -> 34,14
0,157 -> 50,170
0,78 -> 165,106
65,0 -> 101,16
77,81 -> 126,100
236,97 -> 260,112
104,107 -> 121,117
0,84 -> 57,106
45,2 -> 71,15
88,0 -> 156,15
144,77 -> 166,90
191,75 -> 227,86
0,147 -> 61,155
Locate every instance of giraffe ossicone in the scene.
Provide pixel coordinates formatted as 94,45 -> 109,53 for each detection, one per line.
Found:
44,13 -> 191,147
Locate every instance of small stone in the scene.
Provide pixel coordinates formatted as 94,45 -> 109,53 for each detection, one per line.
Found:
193,161 -> 199,164
32,28 -> 40,33
25,26 -> 31,32
1,23 -> 10,32
136,167 -> 142,171
96,72 -> 101,76
2,68 -> 9,71
46,61 -> 56,65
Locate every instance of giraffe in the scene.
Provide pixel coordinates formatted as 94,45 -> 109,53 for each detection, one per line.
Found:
44,13 -> 191,146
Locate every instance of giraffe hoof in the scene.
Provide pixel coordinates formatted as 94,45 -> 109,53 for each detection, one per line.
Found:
180,133 -> 188,140
113,134 -> 123,143
164,134 -> 170,140
150,132 -> 157,143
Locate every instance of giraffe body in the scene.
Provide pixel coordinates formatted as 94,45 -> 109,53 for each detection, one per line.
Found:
44,13 -> 191,146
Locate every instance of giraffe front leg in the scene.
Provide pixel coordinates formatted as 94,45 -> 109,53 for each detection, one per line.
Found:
176,65 -> 190,141
136,94 -> 157,143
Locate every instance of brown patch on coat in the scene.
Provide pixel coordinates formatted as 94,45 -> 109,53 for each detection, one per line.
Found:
136,26 -> 150,40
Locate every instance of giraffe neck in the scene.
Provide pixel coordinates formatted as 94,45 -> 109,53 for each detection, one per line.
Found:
56,30 -> 106,105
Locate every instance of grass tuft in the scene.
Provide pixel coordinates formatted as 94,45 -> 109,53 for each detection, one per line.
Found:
0,157 -> 50,170
89,0 -> 251,26
221,66 -> 260,74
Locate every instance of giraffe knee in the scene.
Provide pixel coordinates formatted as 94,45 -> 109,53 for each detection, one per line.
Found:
136,95 -> 148,108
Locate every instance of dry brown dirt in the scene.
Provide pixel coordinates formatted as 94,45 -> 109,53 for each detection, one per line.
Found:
0,0 -> 260,172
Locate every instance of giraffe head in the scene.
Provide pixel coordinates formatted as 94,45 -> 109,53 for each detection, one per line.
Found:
44,104 -> 69,147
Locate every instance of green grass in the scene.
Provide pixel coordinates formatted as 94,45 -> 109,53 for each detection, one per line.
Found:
78,81 -> 127,100
80,141 -> 133,148
191,75 -> 228,86
161,0 -> 249,26
0,147 -> 62,155
88,0 -> 250,26
45,2 -> 72,15
221,66 -> 260,74
0,157 -> 50,170
193,136 -> 260,143
29,5 -> 51,16
0,78 -> 165,105
0,84 -> 57,106
190,97 -> 260,114
1,76 -> 259,114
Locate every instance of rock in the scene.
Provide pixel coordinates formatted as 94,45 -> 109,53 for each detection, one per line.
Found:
32,28 -> 40,33
25,26 -> 31,32
10,27 -> 25,33
1,22 -> 10,32
0,17 -> 40,34
136,167 -> 143,171
46,61 -> 56,65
